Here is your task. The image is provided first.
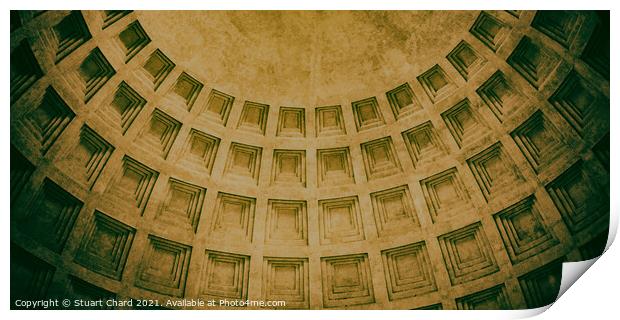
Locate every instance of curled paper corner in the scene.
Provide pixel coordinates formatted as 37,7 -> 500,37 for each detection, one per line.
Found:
548,208 -> 618,312
497,255 -> 607,319
557,258 -> 599,300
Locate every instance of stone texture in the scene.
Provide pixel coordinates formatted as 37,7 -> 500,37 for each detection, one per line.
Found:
9,10 -> 609,310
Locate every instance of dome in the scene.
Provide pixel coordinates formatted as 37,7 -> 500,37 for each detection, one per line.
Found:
10,10 -> 610,310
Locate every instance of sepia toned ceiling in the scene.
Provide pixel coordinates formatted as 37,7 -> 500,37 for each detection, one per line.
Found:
137,11 -> 479,104
9,10 -> 610,310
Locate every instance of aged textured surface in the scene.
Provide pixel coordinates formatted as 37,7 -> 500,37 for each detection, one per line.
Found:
10,10 -> 609,310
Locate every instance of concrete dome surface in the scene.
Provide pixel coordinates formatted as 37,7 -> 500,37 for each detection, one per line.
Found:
9,10 -> 610,310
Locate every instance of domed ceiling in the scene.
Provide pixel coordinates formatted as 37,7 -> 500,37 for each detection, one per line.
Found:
137,11 -> 479,104
9,10 -> 610,311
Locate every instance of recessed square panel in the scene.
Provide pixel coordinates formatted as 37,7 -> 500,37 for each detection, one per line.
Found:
97,81 -> 146,134
381,241 -> 436,300
271,149 -> 306,187
181,129 -> 220,174
518,260 -> 563,308
157,177 -> 206,233
441,98 -> 488,148
262,257 -> 309,308
105,156 -> 159,216
74,210 -> 135,280
511,110 -> 566,173
360,136 -> 402,180
237,101 -> 269,135
420,167 -> 472,222
548,71 -> 609,139
580,13 -> 609,79
476,71 -> 525,123
135,108 -> 181,159
371,185 -> 419,237
56,125 -> 114,189
317,147 -> 354,187
135,235 -> 191,297
531,11 -> 583,48
316,105 -> 346,136
53,11 -> 92,63
467,142 -> 524,202
507,36 -> 561,89
402,121 -> 447,168
438,222 -> 499,285
386,83 -> 421,119
447,40 -> 486,80
200,250 -> 250,300
470,11 -> 510,52
265,200 -> 307,245
117,20 -> 151,62
102,11 -> 131,29
168,72 -> 203,110
417,64 -> 456,103
211,192 -> 256,242
202,89 -> 234,126
11,39 -> 43,103
456,284 -> 511,310
319,196 -> 365,244
546,161 -> 607,232
17,178 -> 83,253
223,142 -> 262,184
77,47 -> 116,102
18,86 -> 75,157
494,196 -> 558,264
277,107 -> 305,137
10,146 -> 35,203
142,49 -> 175,90
321,253 -> 374,307
351,97 -> 385,131
11,245 -> 55,302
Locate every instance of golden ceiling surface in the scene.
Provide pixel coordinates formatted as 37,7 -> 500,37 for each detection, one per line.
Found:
10,10 -> 610,310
